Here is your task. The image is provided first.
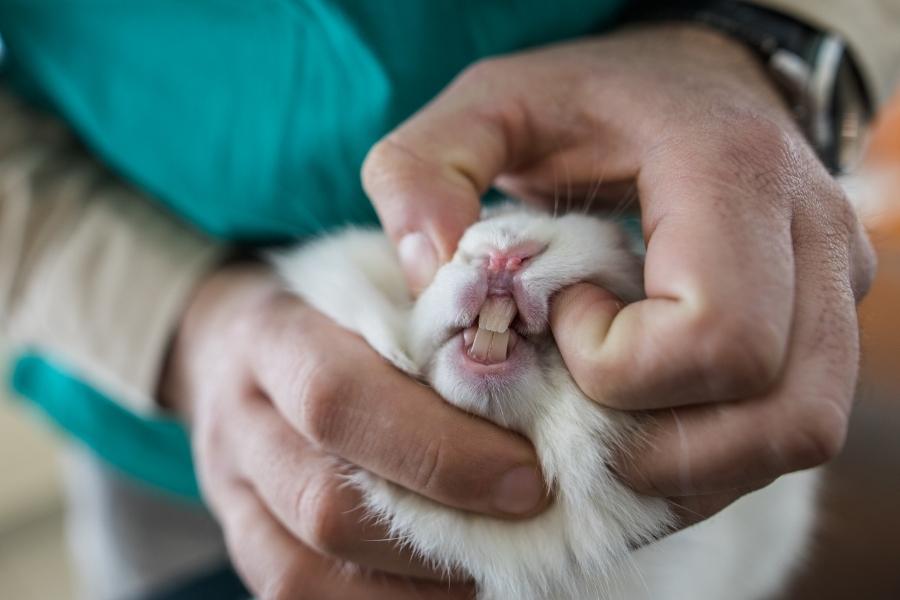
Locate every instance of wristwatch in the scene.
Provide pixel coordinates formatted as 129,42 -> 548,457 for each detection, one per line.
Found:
623,1 -> 873,174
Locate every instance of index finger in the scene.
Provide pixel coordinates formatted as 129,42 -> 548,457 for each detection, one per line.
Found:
361,60 -> 534,292
253,294 -> 550,519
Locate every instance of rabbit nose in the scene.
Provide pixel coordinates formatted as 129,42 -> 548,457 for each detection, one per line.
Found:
487,252 -> 525,272
486,241 -> 547,273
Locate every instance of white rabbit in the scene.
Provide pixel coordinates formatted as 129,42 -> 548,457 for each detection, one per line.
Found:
273,204 -> 818,600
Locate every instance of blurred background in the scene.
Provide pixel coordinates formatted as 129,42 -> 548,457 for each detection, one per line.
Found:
0,94 -> 898,600
0,344 -> 75,599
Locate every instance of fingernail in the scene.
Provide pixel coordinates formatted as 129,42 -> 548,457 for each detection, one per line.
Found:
398,232 -> 438,291
492,466 -> 545,515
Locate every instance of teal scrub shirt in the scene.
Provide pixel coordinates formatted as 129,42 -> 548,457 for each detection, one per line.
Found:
0,0 -> 627,499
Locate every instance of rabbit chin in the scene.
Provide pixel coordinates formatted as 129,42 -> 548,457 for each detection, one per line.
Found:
427,331 -> 557,431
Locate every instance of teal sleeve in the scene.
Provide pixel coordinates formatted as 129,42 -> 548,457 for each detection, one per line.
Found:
0,0 -> 627,241
0,0 -> 627,497
11,352 -> 200,500
0,0 -> 392,239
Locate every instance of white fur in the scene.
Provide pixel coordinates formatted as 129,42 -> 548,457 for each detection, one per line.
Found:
273,206 -> 818,600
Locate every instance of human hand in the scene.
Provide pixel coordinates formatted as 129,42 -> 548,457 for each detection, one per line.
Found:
362,25 -> 875,524
161,262 -> 547,598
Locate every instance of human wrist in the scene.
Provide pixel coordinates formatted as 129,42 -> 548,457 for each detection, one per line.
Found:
633,22 -> 791,116
600,21 -> 808,171
621,2 -> 875,173
158,259 -> 282,421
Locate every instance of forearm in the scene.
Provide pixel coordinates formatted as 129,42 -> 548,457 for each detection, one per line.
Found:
0,89 -> 227,413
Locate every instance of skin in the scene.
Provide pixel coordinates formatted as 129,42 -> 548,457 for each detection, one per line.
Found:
362,25 -> 874,520
162,263 -> 542,599
164,23 -> 875,598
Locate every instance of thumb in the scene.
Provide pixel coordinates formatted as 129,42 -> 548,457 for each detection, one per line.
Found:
362,136 -> 482,293
550,283 -> 625,403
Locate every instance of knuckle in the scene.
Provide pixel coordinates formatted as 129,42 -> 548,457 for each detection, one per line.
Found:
577,376 -> 609,407
796,180 -> 875,301
295,473 -> 352,557
455,57 -> 505,87
822,185 -> 859,241
261,563 -> 313,600
828,189 -> 877,300
192,397 -> 249,489
295,358 -> 348,448
411,436 -> 449,495
360,137 -> 397,194
192,408 -> 224,466
361,134 -> 442,230
221,511 -> 309,600
694,309 -> 785,398
575,364 -> 624,408
405,436 -> 484,507
785,402 -> 849,468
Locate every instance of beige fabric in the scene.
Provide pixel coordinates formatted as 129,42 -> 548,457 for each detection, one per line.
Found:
752,0 -> 900,106
0,90 -> 225,413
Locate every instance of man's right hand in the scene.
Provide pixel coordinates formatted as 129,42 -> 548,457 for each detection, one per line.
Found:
160,262 -> 547,599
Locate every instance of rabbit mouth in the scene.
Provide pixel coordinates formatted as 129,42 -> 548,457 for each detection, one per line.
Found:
464,295 -> 518,364
462,325 -> 521,366
447,294 -> 542,377
452,328 -> 532,379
